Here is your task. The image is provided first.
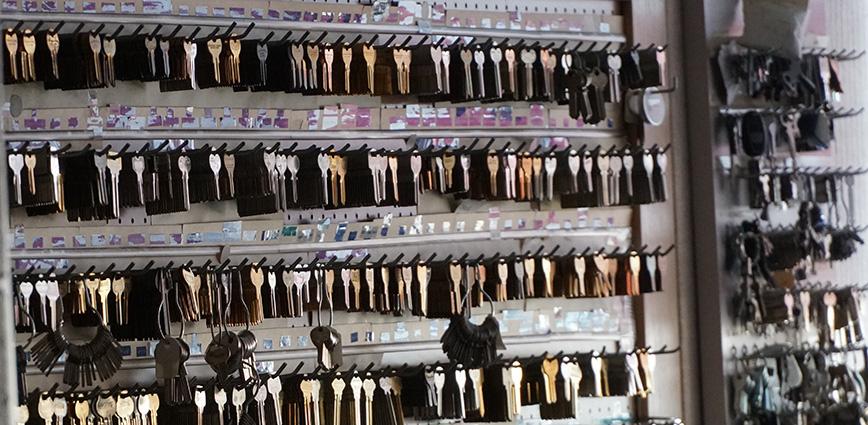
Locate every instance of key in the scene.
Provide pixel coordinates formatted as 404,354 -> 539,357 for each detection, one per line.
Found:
505,48 -> 517,96
4,31 -> 19,81
131,156 -> 146,204
368,155 -> 381,202
255,42 -> 268,85
37,396 -> 52,425
212,388 -> 226,425
589,69 -> 609,123
410,155 -> 422,203
349,269 -> 361,311
95,396 -> 116,425
97,278 -> 111,325
338,156 -> 348,206
433,368 -> 446,418
290,44 -> 305,88
622,149 -> 634,200
267,271 -> 278,316
158,38 -> 170,77
24,153 -> 36,195
597,155 -> 610,206
363,379 -> 376,425
307,44 -> 320,89
522,257 -> 535,298
118,392 -> 135,425
583,152 -> 595,197
136,393 -> 150,425
331,377 -> 345,425
103,37 -> 117,86
430,46 -> 443,92
267,377 -> 283,425
286,155 -> 300,205
8,154 -> 24,205
609,155 -> 622,205
46,279 -> 60,330
178,156 -> 191,210
144,36 -> 158,76
657,151 -> 669,201
228,39 -> 242,84
490,47 -> 504,97
567,152 -> 580,193
323,47 -> 334,92
34,280 -> 48,325
486,154 -> 499,197
93,153 -> 108,205
342,46 -> 353,94
541,49 -> 556,99
460,155 -> 471,192
442,154 -> 456,189
149,393 -> 160,425
111,277 -> 125,325
532,157 -> 543,200
544,156 -> 557,201
254,384 -> 268,425
74,400 -> 90,425
318,154 -> 331,204
339,268 -> 351,312
328,156 -> 339,206
388,156 -> 400,203
474,49 -> 487,98
417,263 -> 429,317
231,387 -> 245,425
46,31 -> 60,79
642,152 -> 655,201
87,34 -> 103,84
49,154 -> 62,209
273,154 -> 287,208
107,155 -> 122,217
205,153 -> 222,200
441,48 -> 451,94
506,153 -> 517,199
53,398 -> 67,425
468,368 -> 484,417
184,41 -> 198,89
591,354 -> 603,396
607,53 -> 622,102
455,368 -> 467,418
520,49 -> 537,99
363,45 -> 376,94
509,363 -> 523,417
542,358 -> 559,403
364,266 -> 376,311
20,30 -> 35,81
191,389 -> 206,425
460,49 -> 474,99
401,266 -> 413,312
350,376 -> 363,425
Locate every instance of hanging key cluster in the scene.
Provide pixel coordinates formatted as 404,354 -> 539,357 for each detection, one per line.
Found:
744,164 -> 864,212
733,344 -> 868,425
30,390 -> 161,425
14,247 -> 671,340
715,41 -> 852,106
3,24 -> 667,115
8,143 -> 670,222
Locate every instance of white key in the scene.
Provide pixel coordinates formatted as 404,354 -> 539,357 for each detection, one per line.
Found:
46,279 -> 60,330
454,369 -> 467,418
132,156 -> 146,204
34,279 -> 48,325
106,155 -> 122,217
544,157 -> 557,200
232,387 -> 246,424
223,154 -> 236,196
19,281 -> 33,326
597,155 -> 610,206
288,155 -> 300,204
177,156 -> 191,210
93,153 -> 108,205
318,154 -> 330,203
209,153 -> 222,200
9,154 -> 24,205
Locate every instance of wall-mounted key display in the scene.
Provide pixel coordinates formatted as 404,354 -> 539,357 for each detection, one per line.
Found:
6,141 -> 671,222
13,245 -> 673,339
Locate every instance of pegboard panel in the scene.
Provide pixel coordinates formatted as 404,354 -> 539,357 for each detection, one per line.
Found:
286,0 -> 621,15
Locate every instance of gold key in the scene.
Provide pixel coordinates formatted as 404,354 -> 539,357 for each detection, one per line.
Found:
388,156 -> 399,202
442,154 -> 456,189
103,37 -> 117,86
306,44 -> 319,89
207,39 -> 222,84
342,45 -> 353,94
46,31 -> 60,79
21,30 -> 36,81
363,44 -> 376,94
4,30 -> 19,81
486,153 -> 500,197
24,154 -> 36,195
228,38 -> 242,84
337,156 -> 347,206
328,155 -> 339,206
88,33 -> 103,84
323,47 -> 334,92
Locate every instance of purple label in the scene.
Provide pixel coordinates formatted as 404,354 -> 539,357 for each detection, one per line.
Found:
177,5 -> 189,15
2,0 -> 18,12
454,107 -> 468,126
25,118 -> 46,130
22,0 -> 35,10
120,1 -> 132,12
283,11 -> 300,21
229,7 -> 244,17
100,2 -> 116,12
467,107 -> 483,127
320,11 -> 333,22
32,237 -> 44,249
170,234 -> 182,244
482,107 -> 497,127
303,11 -> 317,21
267,9 -> 279,19
63,0 -> 74,11
251,8 -> 264,19
274,117 -> 288,128
108,234 -> 121,245
127,234 -> 146,245
82,1 -> 95,11
41,0 -> 56,11
51,237 -> 65,248
73,235 -> 87,247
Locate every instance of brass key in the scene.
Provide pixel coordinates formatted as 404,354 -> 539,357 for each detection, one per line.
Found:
46,32 -> 60,79
441,48 -> 451,94
207,39 -> 222,84
460,49 -> 474,98
88,33 -> 103,84
228,38 -> 242,84
21,30 -> 36,81
505,48 -> 517,96
520,48 -> 537,99
342,46 -> 353,93
323,47 -> 334,92
4,30 -> 19,81
103,37 -> 117,86
363,45 -> 376,94
487,153 -> 499,197
23,154 -> 36,195
307,44 -> 320,89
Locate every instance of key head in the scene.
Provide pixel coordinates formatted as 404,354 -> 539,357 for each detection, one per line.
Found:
46,32 -> 60,52
323,47 -> 334,65
132,156 -> 145,175
622,150 -> 634,171
74,400 -> 90,421
194,389 -> 207,409
37,397 -> 53,420
363,45 -> 376,65
607,53 -> 622,71
490,47 -> 503,63
561,52 -> 573,69
158,38 -> 169,53
306,44 -> 319,62
567,153 -> 580,175
506,153 -> 517,170
107,156 -> 122,175
268,376 -> 283,395
429,46 -> 442,64
116,395 -> 135,418
520,49 -> 537,65
207,39 -> 222,58
459,155 -> 470,171
254,385 -> 268,403
8,154 -> 23,173
460,49 -> 473,66
442,154 -> 456,172
111,277 -> 124,296
597,155 -> 610,172
342,46 -> 353,63
103,38 -> 116,57
378,376 -> 392,395
52,398 -> 67,419
93,153 -> 107,171
473,49 -> 486,67
317,154 -> 330,174
88,34 -> 102,54
544,157 -> 557,174
441,49 -> 451,67
257,43 -> 269,61
288,155 -> 300,174
232,387 -> 246,407
263,151 -> 276,172
24,154 -> 36,172
410,155 -> 422,175
486,154 -> 499,173
144,36 -> 157,52
290,44 -> 304,62
657,152 -> 668,172
208,153 -> 222,175
610,156 -> 623,174
350,376 -> 363,398
50,155 -> 60,176
136,394 -> 150,416
229,39 -> 242,57
214,388 -> 227,406
16,404 -> 28,424
276,154 -> 287,174
177,155 -> 191,173
95,396 -> 116,418
362,379 -> 376,398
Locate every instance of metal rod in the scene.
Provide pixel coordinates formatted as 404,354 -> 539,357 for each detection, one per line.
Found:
0,12 -> 626,44
4,127 -> 623,142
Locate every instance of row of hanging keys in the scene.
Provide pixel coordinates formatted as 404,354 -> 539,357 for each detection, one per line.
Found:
403,351 -> 656,422
3,25 -> 666,109
8,143 -> 670,221
27,390 -> 161,425
15,247 -> 669,339
749,166 -> 857,211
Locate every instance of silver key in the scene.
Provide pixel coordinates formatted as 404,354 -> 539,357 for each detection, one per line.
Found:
93,153 -> 108,205
607,53 -> 622,103
209,153 -> 222,200
544,157 -> 557,201
132,156 -> 146,204
520,49 -> 537,99
177,156 -> 191,210
609,155 -> 623,205
460,49 -> 474,98
490,47 -> 504,97
597,155 -> 610,206
622,149 -> 634,199
474,49 -> 486,98
9,153 -> 25,205
106,155 -> 123,218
